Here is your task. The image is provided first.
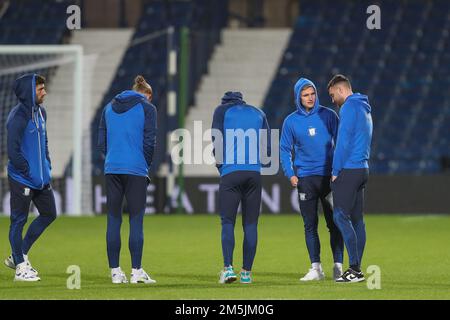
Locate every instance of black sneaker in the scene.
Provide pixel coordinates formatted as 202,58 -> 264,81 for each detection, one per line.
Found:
335,268 -> 365,283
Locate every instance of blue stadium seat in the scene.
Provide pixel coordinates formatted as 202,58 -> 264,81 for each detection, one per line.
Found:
90,0 -> 229,176
262,0 -> 450,174
0,0 -> 72,172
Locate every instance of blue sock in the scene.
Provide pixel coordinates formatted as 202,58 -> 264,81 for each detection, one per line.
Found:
243,223 -> 258,271
333,207 -> 359,267
22,214 -> 56,255
9,212 -> 28,265
129,211 -> 144,269
221,223 -> 235,267
106,213 -> 122,268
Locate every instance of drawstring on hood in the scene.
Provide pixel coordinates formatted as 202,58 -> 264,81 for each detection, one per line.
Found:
294,77 -> 320,116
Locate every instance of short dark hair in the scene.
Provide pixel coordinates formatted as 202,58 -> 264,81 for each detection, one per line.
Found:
35,75 -> 46,85
327,74 -> 351,90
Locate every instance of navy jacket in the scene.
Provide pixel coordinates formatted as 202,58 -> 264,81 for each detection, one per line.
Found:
332,93 -> 373,176
7,74 -> 51,189
211,91 -> 271,177
98,90 -> 157,176
280,78 -> 339,178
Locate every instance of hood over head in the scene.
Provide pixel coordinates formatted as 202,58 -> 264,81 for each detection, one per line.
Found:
294,77 -> 320,116
221,91 -> 246,105
14,73 -> 37,110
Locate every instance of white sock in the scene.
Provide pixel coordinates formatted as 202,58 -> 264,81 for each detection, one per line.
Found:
312,262 -> 322,271
132,268 -> 141,274
111,267 -> 122,274
334,262 -> 343,269
16,261 -> 27,269
23,254 -> 28,261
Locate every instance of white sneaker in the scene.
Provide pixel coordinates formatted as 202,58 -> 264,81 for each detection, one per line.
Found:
335,268 -> 365,283
333,263 -> 343,280
14,262 -> 41,282
218,266 -> 237,284
4,255 -> 15,269
300,268 -> 325,281
5,255 -> 39,276
130,268 -> 156,284
111,267 -> 128,284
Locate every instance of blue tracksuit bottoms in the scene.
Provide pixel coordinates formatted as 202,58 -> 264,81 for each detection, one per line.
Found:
219,171 -> 261,271
297,175 -> 343,264
331,168 -> 369,270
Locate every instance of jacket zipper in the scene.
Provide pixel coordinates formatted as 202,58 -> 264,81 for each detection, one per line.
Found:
34,108 -> 44,188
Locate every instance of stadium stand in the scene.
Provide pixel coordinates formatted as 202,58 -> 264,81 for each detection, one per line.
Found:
90,0 -> 229,176
0,0 -> 72,175
263,0 -> 450,174
2,0 -> 448,177
0,0 -> 69,45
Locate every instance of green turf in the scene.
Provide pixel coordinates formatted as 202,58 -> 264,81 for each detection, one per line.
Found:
0,214 -> 449,299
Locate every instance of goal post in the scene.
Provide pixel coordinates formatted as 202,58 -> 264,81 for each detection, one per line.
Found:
0,45 -> 84,215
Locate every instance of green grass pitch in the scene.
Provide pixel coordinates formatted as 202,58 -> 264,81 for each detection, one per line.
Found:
0,214 -> 449,299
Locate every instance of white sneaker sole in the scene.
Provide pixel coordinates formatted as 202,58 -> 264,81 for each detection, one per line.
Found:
112,280 -> 128,284
300,277 -> 324,281
300,274 -> 325,281
130,279 -> 156,284
336,277 -> 365,283
14,277 -> 41,282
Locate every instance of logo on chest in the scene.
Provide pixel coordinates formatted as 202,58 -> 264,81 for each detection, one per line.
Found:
308,127 -> 316,137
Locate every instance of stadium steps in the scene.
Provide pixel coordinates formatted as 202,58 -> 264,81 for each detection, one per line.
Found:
44,29 -> 133,213
182,29 -> 291,176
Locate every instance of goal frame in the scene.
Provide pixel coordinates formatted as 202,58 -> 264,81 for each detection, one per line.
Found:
0,45 -> 84,215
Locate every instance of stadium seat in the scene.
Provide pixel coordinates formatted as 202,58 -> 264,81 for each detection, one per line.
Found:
90,0 -> 229,176
262,0 -> 450,174
0,0 -> 71,172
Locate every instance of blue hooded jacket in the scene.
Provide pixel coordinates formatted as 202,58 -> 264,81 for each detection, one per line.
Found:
332,93 -> 373,176
98,90 -> 157,176
211,91 -> 271,177
280,78 -> 339,178
7,73 -> 52,189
